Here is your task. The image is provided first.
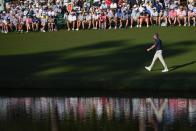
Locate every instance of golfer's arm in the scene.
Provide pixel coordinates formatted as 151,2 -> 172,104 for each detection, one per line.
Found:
148,44 -> 156,51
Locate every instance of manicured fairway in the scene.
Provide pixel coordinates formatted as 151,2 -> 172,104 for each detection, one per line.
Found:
0,27 -> 196,91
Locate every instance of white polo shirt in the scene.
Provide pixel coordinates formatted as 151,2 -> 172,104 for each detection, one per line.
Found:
151,11 -> 158,17
68,14 -> 73,21
68,14 -> 76,22
92,14 -> 99,20
176,9 -> 186,17
86,14 -> 91,21
48,11 -> 55,17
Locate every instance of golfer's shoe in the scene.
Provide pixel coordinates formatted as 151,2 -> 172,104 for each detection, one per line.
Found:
145,66 -> 151,71
162,69 -> 169,73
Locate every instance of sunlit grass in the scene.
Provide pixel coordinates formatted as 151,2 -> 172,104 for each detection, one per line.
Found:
0,27 -> 195,90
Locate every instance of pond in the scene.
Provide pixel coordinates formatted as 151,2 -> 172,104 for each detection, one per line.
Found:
0,97 -> 195,131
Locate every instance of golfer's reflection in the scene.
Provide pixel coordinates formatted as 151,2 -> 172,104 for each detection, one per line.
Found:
138,98 -> 168,131
138,99 -> 147,131
50,98 -> 59,131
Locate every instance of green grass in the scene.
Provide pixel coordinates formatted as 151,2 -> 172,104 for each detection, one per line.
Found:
0,27 -> 196,91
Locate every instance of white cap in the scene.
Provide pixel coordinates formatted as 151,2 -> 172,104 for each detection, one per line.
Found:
133,5 -> 137,8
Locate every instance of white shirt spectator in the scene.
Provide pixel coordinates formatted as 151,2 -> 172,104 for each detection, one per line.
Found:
41,16 -> 48,24
188,3 -> 194,11
68,14 -> 73,22
35,10 -> 41,18
68,14 -> 76,22
0,0 -> 4,11
78,14 -> 83,21
72,14 -> 76,21
131,8 -> 140,20
23,9 -> 29,16
92,13 -> 99,20
110,3 -> 117,9
139,6 -> 145,13
86,14 -> 91,21
169,3 -> 177,10
48,10 -> 54,16
176,9 -> 186,17
151,10 -> 158,17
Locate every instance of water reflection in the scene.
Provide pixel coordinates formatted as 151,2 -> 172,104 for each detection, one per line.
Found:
0,97 -> 196,131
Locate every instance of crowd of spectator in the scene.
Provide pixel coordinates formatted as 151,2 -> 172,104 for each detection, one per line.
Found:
0,0 -> 195,33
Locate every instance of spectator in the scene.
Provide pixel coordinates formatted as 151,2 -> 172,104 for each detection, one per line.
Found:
92,10 -> 100,29
115,8 -> 122,28
99,12 -> 106,29
154,0 -> 163,13
188,9 -> 195,26
176,6 -> 187,26
120,9 -> 129,28
48,16 -> 55,31
17,15 -> 24,33
110,1 -> 117,9
158,9 -> 167,26
0,0 -> 195,33
2,11 -> 9,33
76,11 -> 83,30
25,15 -> 32,32
100,1 -> 107,10
168,7 -> 177,26
32,14 -> 40,31
67,12 -> 76,31
131,4 -> 140,28
40,13 -> 48,32
82,12 -> 92,29
139,5 -> 149,27
107,9 -> 117,29
150,7 -> 159,25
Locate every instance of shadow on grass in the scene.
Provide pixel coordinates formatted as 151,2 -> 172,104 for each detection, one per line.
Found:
0,39 -> 196,91
169,61 -> 196,71
152,61 -> 196,72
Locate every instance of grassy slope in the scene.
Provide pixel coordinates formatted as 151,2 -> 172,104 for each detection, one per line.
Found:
0,27 -> 196,91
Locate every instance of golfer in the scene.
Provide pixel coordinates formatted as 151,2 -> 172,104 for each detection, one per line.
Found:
145,33 -> 169,72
